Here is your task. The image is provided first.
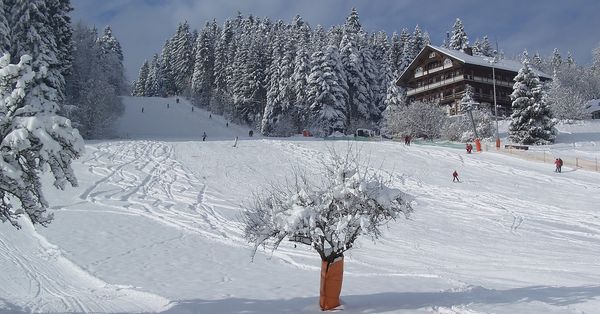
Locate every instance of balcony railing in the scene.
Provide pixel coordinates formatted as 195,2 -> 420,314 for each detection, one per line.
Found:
414,64 -> 453,78
466,76 -> 513,88
407,75 -> 464,96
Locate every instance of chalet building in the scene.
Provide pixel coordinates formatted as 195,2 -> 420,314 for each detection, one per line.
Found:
396,45 -> 551,116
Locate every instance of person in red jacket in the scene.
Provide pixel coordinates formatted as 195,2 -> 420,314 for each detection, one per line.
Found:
554,158 -> 563,173
453,170 -> 460,182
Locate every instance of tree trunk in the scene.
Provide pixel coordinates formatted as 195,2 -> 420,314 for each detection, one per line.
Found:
319,256 -> 344,310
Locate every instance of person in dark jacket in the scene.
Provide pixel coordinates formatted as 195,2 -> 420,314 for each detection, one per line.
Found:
453,170 -> 460,182
249,130 -> 254,137
202,132 -> 207,141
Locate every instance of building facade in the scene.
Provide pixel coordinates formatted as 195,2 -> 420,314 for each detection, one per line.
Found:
396,45 -> 551,116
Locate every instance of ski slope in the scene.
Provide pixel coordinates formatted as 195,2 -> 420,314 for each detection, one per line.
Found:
1,96 -> 600,313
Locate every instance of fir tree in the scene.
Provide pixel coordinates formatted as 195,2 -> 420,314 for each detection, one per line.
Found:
307,45 -> 349,136
0,53 -> 84,228
449,18 -> 469,51
133,60 -> 149,96
171,21 -> 194,95
191,22 -> 216,107
509,52 -> 556,145
0,1 -> 9,53
551,48 -> 562,72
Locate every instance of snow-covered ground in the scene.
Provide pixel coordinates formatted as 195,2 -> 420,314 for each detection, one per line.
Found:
2,97 -> 600,313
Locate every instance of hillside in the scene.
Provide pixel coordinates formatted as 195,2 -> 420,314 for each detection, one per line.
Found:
1,97 -> 599,313
116,96 -> 254,140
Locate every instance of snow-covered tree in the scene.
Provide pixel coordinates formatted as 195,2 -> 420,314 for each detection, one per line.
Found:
171,21 -> 194,95
133,60 -> 149,96
0,2 -> 9,53
473,36 -> 494,57
547,72 -> 586,121
97,25 -> 126,94
10,0 -> 66,99
191,22 -> 216,107
307,46 -> 349,136
449,18 -> 469,51
243,147 -> 413,268
551,48 -> 562,72
64,23 -> 124,139
509,53 -> 556,144
395,100 -> 446,139
0,53 -> 84,228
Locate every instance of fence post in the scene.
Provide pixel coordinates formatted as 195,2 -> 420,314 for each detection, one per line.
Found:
543,151 -> 546,163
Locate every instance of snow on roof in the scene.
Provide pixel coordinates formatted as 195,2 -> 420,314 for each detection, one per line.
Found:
584,99 -> 600,114
429,45 -> 552,79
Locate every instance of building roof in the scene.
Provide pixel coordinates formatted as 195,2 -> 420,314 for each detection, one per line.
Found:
584,99 -> 600,114
397,44 -> 552,85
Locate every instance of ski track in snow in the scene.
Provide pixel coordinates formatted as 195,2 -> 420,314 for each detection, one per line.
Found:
0,218 -> 169,313
79,140 -> 248,247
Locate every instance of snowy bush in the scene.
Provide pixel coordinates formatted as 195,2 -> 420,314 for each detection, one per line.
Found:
243,149 -> 413,263
392,100 -> 446,139
443,111 -> 494,142
0,53 -> 84,228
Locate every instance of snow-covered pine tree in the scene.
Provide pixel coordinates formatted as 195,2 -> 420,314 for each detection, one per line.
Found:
97,25 -> 125,94
307,45 -> 349,136
64,23 -> 124,138
449,18 -> 469,51
133,60 -> 149,96
387,32 -> 401,75
292,45 -> 310,130
47,0 -> 74,80
566,51 -> 574,68
171,21 -> 194,96
509,52 -> 556,144
191,22 -> 216,107
479,36 -> 494,57
551,48 -> 562,72
159,39 -> 177,96
0,53 -> 84,228
10,0 -> 65,99
360,41 -> 379,123
381,67 -> 407,137
144,54 -> 162,97
532,52 -> 544,71
262,27 -> 295,136
340,8 -> 371,125
410,25 -> 425,59
0,1 -> 9,53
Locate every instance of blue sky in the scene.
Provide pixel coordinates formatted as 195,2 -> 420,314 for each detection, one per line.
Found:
71,0 -> 600,81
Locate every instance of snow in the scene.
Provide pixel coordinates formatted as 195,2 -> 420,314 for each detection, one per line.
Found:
2,96 -> 600,313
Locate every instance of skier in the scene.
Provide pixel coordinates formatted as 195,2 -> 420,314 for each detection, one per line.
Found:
233,136 -> 238,147
466,143 -> 472,154
141,107 -> 144,113
192,107 -> 194,112
558,158 -> 563,173
555,158 -> 563,173
249,130 -> 254,137
209,114 -> 212,119
167,103 -> 170,109
452,170 -> 460,182
202,132 -> 207,142
407,135 -> 411,146
226,122 -> 229,128
176,98 -> 180,103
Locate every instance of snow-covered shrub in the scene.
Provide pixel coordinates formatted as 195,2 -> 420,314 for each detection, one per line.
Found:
0,54 -> 84,228
443,110 -> 494,142
243,149 -> 413,263
394,100 -> 446,139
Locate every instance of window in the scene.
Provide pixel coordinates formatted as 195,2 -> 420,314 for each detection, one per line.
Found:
444,58 -> 452,67
415,67 -> 423,76
429,52 -> 437,58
